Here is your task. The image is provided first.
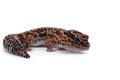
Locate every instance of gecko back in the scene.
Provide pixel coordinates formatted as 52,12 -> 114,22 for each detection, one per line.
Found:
3,34 -> 30,58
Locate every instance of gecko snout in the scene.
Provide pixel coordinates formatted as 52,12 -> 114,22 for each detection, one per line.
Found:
86,42 -> 90,48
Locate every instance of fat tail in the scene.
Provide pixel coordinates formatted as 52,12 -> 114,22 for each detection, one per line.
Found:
3,34 -> 30,58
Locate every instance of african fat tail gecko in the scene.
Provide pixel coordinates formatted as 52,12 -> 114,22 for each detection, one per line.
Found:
3,27 -> 90,58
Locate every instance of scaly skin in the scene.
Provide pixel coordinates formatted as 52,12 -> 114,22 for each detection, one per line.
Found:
3,27 -> 90,58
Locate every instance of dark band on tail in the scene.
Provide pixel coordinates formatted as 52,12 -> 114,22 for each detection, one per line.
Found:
3,35 -> 30,58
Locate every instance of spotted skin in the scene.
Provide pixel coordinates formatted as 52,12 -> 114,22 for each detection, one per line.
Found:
3,27 -> 90,58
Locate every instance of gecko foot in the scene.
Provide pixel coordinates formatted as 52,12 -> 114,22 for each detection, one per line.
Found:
46,49 -> 55,52
26,48 -> 32,51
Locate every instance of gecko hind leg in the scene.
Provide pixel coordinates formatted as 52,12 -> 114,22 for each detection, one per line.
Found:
25,35 -> 33,51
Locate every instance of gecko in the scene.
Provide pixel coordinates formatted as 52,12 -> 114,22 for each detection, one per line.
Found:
3,27 -> 90,58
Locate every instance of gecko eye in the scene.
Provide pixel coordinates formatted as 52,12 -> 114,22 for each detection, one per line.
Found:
74,38 -> 81,43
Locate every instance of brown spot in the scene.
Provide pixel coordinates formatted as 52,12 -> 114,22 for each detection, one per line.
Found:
67,31 -> 75,39
33,34 -> 38,38
56,30 -> 60,35
38,31 -> 46,37
61,42 -> 66,45
47,34 -> 54,38
63,32 -> 67,35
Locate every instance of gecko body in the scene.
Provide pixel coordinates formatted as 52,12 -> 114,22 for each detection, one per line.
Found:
3,27 -> 90,58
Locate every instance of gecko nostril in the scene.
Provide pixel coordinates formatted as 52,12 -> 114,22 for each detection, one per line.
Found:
86,35 -> 89,39
82,35 -> 85,38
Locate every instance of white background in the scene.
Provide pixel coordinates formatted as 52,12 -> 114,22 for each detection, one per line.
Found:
0,0 -> 120,80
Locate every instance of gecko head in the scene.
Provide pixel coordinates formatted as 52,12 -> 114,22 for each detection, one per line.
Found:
64,30 -> 90,52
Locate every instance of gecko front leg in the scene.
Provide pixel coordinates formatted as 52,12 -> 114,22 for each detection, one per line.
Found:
45,39 -> 56,52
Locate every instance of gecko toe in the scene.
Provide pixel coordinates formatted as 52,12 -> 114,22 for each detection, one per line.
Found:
46,49 -> 56,52
26,48 -> 32,51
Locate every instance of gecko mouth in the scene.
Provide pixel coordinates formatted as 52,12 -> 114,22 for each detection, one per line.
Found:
80,46 -> 89,51
80,42 -> 90,50
65,43 -> 90,52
